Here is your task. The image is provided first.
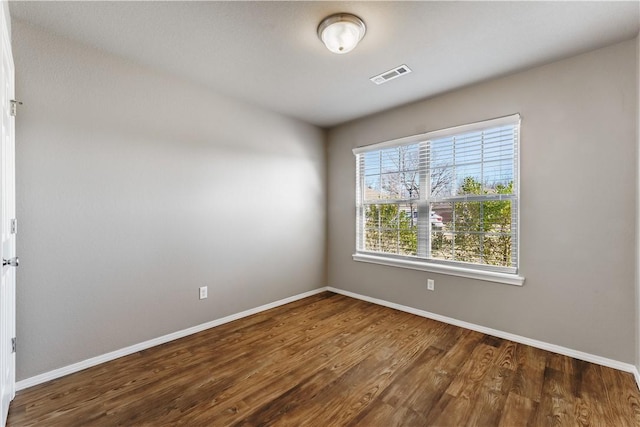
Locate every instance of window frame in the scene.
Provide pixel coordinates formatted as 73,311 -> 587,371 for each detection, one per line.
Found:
353,114 -> 524,286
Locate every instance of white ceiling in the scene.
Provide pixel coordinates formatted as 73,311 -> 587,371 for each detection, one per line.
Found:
9,1 -> 640,128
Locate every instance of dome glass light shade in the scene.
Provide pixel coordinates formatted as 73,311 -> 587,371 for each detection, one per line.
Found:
318,14 -> 366,54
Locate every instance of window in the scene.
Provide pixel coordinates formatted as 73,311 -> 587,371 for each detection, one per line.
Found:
353,115 -> 523,285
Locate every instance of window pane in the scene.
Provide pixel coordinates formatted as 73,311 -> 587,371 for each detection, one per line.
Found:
380,230 -> 398,253
483,235 -> 512,267
432,202 -> 452,228
363,176 -> 381,200
363,151 -> 381,176
453,201 -> 483,232
363,203 -> 418,256
365,229 -> 380,252
455,131 -> 482,165
429,126 -> 515,199
429,200 -> 513,267
365,204 -> 379,228
454,232 -> 482,263
363,144 -> 420,202
484,200 -> 512,232
430,167 -> 454,198
483,160 -> 514,193
431,229 -> 452,260
399,230 -> 417,256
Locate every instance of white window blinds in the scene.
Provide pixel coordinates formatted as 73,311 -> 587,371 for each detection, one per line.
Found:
354,114 -> 520,274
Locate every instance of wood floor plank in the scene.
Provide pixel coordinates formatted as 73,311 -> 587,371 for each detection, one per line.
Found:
531,367 -> 575,427
445,342 -> 499,398
510,343 -> 547,403
374,327 -> 486,425
427,342 -> 500,426
498,392 -> 536,427
576,361 -> 612,427
495,340 -> 518,371
346,402 -> 426,427
7,291 -> 640,426
466,365 -> 515,426
377,345 -> 446,409
597,364 -> 639,427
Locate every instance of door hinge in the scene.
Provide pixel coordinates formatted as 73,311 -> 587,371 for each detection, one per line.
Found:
9,100 -> 22,117
11,337 -> 15,353
10,218 -> 17,235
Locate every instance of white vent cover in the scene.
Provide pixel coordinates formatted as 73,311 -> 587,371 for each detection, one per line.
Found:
370,64 -> 412,85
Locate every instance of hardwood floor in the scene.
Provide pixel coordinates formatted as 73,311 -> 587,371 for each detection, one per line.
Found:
7,292 -> 640,426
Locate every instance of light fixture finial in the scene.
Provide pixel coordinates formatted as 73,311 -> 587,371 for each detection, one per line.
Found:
317,13 -> 366,54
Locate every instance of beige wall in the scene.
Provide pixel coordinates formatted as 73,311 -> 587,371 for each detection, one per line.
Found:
13,21 -> 326,380
328,38 -> 639,363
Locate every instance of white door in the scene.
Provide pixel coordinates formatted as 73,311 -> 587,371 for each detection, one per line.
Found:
0,3 -> 16,425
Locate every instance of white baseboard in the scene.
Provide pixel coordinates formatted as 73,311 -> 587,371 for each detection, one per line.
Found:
16,287 -> 329,391
327,287 -> 639,377
17,285 -> 639,392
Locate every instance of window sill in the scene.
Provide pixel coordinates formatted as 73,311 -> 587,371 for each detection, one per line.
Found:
352,253 -> 525,286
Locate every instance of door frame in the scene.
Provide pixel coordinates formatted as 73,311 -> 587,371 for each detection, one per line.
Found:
0,2 -> 16,425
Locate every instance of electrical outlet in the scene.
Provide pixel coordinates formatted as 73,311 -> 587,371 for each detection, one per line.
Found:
427,279 -> 435,291
199,286 -> 208,300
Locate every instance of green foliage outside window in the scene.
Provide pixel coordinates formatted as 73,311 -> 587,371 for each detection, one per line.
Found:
442,177 -> 513,267
365,176 -> 513,267
365,204 -> 417,256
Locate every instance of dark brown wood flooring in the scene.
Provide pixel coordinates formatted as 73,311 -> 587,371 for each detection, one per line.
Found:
7,292 -> 640,426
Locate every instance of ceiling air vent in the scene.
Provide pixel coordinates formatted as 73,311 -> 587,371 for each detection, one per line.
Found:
370,64 -> 412,85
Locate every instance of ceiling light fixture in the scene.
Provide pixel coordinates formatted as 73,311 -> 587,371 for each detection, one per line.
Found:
317,13 -> 366,54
